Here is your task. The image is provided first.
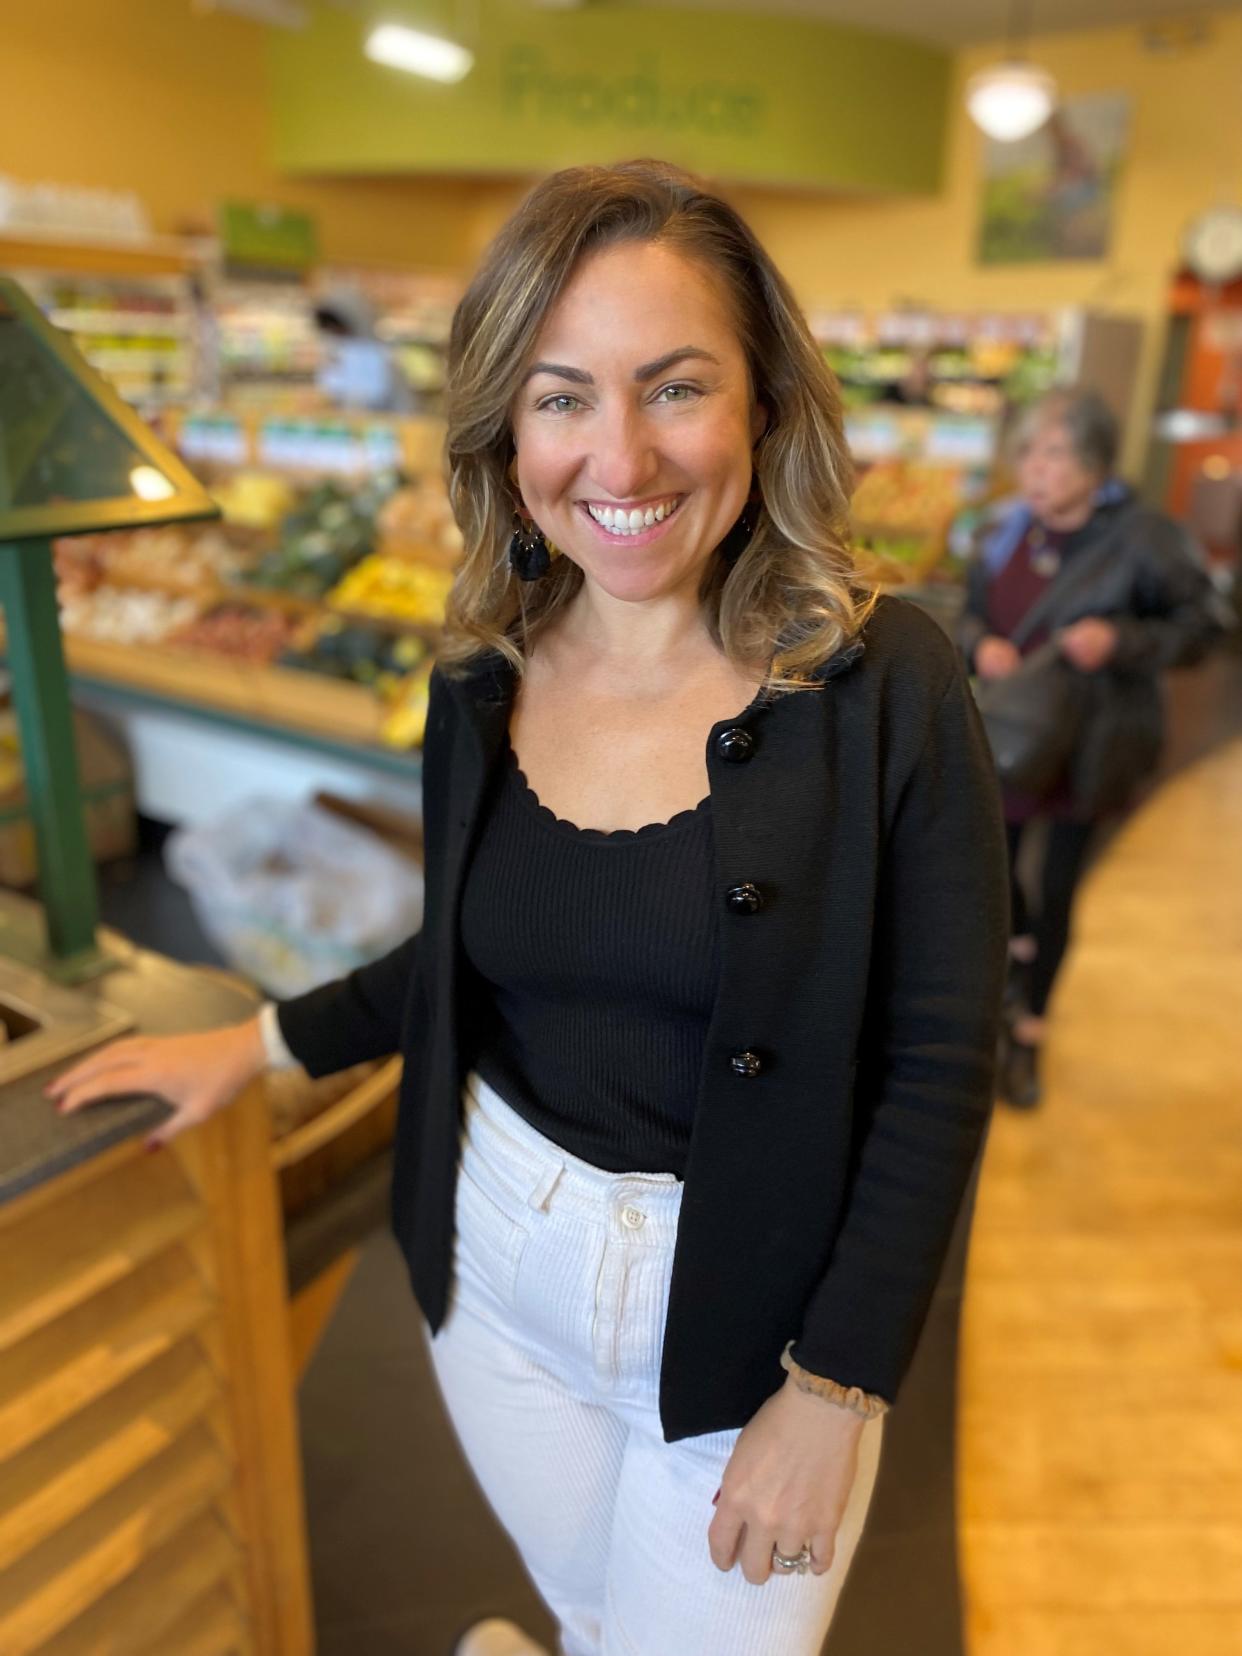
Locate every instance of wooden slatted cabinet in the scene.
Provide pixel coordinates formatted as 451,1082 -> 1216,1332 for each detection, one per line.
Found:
0,1082 -> 313,1656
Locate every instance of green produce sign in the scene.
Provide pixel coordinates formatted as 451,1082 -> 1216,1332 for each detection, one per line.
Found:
271,1 -> 949,195
500,48 -> 763,139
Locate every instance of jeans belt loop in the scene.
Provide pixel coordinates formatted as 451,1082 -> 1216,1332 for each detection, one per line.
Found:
527,1161 -> 564,1213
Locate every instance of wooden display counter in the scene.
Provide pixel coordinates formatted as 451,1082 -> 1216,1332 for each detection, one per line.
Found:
0,893 -> 315,1655
61,632 -> 389,751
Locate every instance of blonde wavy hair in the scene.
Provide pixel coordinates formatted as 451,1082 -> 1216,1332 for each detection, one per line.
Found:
439,158 -> 872,687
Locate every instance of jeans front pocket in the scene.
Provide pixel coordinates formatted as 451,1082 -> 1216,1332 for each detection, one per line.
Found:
453,1146 -> 532,1311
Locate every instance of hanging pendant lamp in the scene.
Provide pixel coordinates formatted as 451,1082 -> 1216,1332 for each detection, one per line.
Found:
966,0 -> 1058,142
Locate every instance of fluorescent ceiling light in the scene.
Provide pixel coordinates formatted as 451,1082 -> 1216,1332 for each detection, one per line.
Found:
966,63 -> 1057,142
365,23 -> 474,83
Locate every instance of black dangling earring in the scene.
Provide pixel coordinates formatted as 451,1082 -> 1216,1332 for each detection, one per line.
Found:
508,514 -> 552,581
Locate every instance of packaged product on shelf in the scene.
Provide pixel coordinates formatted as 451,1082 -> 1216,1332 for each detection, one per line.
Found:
0,704 -> 137,887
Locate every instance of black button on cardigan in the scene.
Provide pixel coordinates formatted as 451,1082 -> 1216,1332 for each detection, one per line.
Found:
716,726 -> 755,762
725,883 -> 764,914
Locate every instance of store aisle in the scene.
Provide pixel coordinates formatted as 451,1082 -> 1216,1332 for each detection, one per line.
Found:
959,729 -> 1242,1655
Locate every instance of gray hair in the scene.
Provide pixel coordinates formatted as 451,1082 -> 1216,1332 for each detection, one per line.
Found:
1008,387 -> 1119,477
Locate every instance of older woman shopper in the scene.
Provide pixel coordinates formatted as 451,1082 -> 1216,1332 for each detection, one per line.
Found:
959,387 -> 1218,1109
49,161 -> 1008,1656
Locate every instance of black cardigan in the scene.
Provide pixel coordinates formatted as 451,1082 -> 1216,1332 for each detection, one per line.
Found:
276,595 -> 1009,1441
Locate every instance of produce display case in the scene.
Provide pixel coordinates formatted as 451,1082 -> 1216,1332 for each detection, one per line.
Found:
42,419 -> 455,763
5,232 -> 464,784
850,458 -> 978,586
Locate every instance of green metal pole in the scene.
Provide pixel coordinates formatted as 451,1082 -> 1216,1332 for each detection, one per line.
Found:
0,538 -> 106,979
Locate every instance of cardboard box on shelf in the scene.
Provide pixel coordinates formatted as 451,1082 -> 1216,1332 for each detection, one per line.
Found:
0,705 -> 137,889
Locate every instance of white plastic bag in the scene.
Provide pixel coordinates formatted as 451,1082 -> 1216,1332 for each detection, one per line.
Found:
165,797 -> 424,997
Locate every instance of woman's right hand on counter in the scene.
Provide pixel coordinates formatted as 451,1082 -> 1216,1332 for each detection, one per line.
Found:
975,636 -> 1023,681
44,1016 -> 269,1149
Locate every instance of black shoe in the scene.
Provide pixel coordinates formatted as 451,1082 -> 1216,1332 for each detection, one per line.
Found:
999,1033 -> 1042,1110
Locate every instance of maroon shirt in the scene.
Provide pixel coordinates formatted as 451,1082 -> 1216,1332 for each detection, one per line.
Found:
986,524 -> 1083,824
986,524 -> 1069,652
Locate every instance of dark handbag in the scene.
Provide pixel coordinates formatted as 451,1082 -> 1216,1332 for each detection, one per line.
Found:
971,547 -> 1106,795
974,639 -> 1086,795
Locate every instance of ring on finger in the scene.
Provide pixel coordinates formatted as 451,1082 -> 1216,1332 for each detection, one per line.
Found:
771,1542 -> 813,1575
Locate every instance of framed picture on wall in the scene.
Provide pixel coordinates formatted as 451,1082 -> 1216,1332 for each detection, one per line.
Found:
977,91 -> 1131,264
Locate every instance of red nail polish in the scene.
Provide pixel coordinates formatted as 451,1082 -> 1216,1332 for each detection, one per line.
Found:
144,1140 -> 162,1154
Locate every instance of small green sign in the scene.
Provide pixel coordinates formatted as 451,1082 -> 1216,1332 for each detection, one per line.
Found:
219,201 -> 319,272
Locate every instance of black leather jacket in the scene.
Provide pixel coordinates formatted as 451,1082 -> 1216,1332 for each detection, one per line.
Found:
957,491 -> 1222,814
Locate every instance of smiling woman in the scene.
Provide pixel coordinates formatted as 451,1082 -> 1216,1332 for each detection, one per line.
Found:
512,242 -> 762,615
51,159 -> 1010,1656
438,158 -> 868,686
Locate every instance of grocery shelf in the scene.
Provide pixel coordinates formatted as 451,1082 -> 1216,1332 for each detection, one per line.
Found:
49,312 -> 189,337
0,232 -> 208,278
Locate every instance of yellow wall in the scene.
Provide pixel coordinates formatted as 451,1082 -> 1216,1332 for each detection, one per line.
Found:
0,0 -> 502,269
727,14 -> 1242,470
5,1 -> 1240,464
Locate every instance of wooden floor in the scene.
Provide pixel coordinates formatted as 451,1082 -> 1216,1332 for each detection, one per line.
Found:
959,735 -> 1242,1656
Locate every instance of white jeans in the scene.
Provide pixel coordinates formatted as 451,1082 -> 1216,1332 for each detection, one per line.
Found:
425,1073 -> 884,1656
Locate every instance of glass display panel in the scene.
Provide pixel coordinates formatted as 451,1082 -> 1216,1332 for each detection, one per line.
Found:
0,279 -> 215,541
0,301 -> 175,512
